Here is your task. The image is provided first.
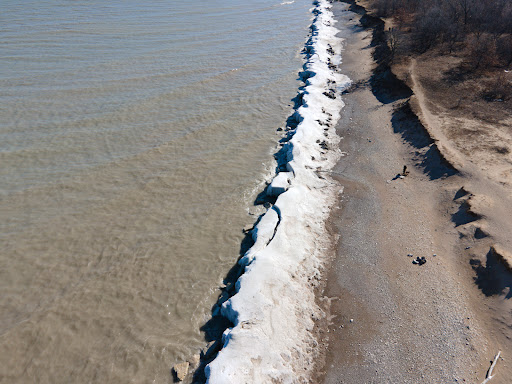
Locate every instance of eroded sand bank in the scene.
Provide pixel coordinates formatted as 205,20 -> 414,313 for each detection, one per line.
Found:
314,2 -> 511,383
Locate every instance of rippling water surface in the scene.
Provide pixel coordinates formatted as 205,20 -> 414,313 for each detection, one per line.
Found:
0,1 -> 311,382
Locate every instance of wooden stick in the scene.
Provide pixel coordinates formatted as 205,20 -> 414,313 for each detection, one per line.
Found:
481,351 -> 501,384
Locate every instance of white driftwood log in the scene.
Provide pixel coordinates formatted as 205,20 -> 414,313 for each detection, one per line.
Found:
481,351 -> 501,384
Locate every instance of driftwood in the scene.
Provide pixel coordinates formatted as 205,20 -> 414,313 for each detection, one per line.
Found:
481,351 -> 501,384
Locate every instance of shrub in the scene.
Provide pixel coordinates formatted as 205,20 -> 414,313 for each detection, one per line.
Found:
466,34 -> 498,69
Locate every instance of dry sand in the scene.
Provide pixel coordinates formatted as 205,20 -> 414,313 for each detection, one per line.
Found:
314,2 -> 512,383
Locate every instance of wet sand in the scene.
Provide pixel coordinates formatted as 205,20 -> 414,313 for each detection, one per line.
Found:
314,3 -> 511,383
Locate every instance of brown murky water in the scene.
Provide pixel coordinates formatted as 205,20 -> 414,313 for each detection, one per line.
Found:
0,0 -> 311,382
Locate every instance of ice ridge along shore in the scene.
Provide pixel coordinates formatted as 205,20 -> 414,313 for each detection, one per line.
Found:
205,1 -> 350,383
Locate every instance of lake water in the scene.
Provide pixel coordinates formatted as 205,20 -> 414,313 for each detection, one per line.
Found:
0,1 -> 313,382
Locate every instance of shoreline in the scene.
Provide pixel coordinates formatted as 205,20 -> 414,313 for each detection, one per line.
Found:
197,2 -> 351,382
315,1 -> 511,383
184,1 -> 512,383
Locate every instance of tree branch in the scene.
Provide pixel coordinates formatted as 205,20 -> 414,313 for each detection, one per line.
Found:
481,351 -> 501,384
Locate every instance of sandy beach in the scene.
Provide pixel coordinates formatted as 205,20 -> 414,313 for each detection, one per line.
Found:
314,2 -> 512,383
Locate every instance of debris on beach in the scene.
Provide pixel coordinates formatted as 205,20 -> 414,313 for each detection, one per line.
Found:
323,90 -> 336,99
481,350 -> 501,384
391,167 -> 409,180
412,256 -> 427,265
316,139 -> 329,150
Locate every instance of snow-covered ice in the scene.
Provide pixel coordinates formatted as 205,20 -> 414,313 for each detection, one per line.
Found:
205,1 -> 350,382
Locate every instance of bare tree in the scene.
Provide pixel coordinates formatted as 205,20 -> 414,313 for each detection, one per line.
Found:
387,27 -> 400,62
458,0 -> 473,26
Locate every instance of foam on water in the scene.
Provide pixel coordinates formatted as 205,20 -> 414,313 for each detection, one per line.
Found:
205,1 -> 351,382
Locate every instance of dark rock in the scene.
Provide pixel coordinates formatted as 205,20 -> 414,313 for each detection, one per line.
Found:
323,90 -> 336,99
